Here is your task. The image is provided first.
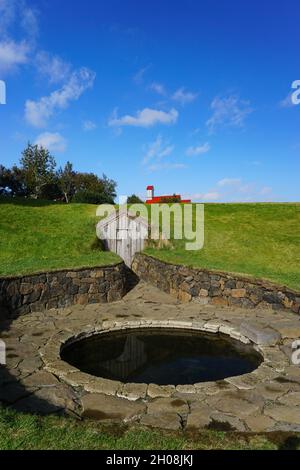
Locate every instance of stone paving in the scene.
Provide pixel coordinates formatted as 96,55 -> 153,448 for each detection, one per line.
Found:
1,281 -> 300,432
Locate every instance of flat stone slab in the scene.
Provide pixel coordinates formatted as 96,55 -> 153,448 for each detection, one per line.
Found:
147,383 -> 176,398
208,393 -> 262,417
240,322 -> 281,345
264,404 -> 300,425
147,398 -> 189,416
186,403 -> 213,429
81,394 -> 146,421
117,383 -> 148,401
270,320 -> 300,339
1,280 -> 300,432
208,412 -> 247,432
244,414 -> 275,432
140,412 -> 182,431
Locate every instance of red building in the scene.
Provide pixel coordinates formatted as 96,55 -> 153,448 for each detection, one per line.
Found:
146,185 -> 191,204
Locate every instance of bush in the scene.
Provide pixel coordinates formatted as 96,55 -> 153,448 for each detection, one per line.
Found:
127,194 -> 143,204
72,190 -> 114,205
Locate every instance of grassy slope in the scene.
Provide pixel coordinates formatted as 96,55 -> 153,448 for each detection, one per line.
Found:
0,198 -> 120,276
146,203 -> 300,290
0,406 -> 293,450
0,199 -> 299,288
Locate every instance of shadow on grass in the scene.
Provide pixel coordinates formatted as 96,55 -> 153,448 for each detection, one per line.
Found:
0,196 -> 64,207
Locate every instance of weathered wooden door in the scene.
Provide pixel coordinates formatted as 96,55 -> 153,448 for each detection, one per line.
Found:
98,212 -> 148,267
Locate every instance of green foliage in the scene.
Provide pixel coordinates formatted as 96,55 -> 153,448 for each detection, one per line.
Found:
0,165 -> 27,197
1,144 -> 117,204
160,195 -> 181,203
72,173 -> 116,204
127,194 -> 144,204
57,161 -> 76,203
20,143 -> 56,198
72,190 -> 112,205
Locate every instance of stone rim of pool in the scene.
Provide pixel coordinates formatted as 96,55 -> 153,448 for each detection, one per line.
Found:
60,327 -> 264,386
41,319 -> 283,399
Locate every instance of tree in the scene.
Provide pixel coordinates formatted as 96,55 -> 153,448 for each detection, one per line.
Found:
0,165 -> 28,197
127,194 -> 143,204
100,174 -> 117,204
20,143 -> 56,198
57,161 -> 76,203
72,172 -> 117,204
161,195 -> 181,203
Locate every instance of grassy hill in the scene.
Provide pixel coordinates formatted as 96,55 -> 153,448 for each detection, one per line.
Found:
146,203 -> 300,290
0,197 -> 120,276
0,198 -> 299,290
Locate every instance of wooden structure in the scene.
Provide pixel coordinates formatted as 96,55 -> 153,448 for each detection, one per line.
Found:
97,211 -> 149,267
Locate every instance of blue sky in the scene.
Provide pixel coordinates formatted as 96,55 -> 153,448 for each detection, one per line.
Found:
0,0 -> 299,202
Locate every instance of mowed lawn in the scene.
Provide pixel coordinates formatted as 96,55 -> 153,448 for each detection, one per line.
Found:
1,405 -> 297,450
146,203 -> 300,291
0,197 -> 120,276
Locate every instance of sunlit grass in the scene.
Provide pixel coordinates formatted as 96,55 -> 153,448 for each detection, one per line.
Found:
0,197 -> 120,276
0,406 -> 287,450
145,203 -> 300,290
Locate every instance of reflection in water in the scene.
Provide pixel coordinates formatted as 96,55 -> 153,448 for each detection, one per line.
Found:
101,335 -> 147,381
61,328 -> 263,386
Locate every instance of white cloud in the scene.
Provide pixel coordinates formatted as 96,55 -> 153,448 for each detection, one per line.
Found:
25,68 -> 96,127
143,135 -> 175,164
202,192 -> 220,201
0,0 -> 38,74
133,65 -> 151,84
149,82 -> 166,96
187,192 -> 220,202
0,0 -> 16,35
34,132 -> 67,152
20,3 -> 39,40
186,142 -> 210,156
215,178 -> 274,201
83,120 -> 97,131
217,178 -> 242,187
188,179 -> 274,203
108,108 -> 178,128
279,92 -> 296,108
206,95 -> 252,134
159,145 -> 174,157
148,162 -> 186,172
35,51 -> 71,84
260,186 -> 272,196
172,87 -> 198,106
0,39 -> 30,73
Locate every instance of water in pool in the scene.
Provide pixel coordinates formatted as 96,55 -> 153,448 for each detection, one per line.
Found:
61,328 -> 262,386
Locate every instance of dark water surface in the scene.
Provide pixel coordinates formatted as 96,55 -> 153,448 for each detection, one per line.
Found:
61,328 -> 262,386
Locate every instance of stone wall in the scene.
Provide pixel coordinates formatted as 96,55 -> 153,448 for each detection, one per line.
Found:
132,253 -> 300,314
0,263 -> 128,318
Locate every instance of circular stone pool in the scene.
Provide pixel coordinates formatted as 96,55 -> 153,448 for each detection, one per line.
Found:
61,328 -> 263,386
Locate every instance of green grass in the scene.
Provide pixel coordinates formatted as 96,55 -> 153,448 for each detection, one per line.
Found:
145,203 -> 300,290
1,406 -> 297,450
1,199 -> 299,289
0,197 -> 120,276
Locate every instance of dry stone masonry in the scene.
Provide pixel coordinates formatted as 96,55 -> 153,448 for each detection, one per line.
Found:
132,254 -> 300,314
0,263 -> 128,318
